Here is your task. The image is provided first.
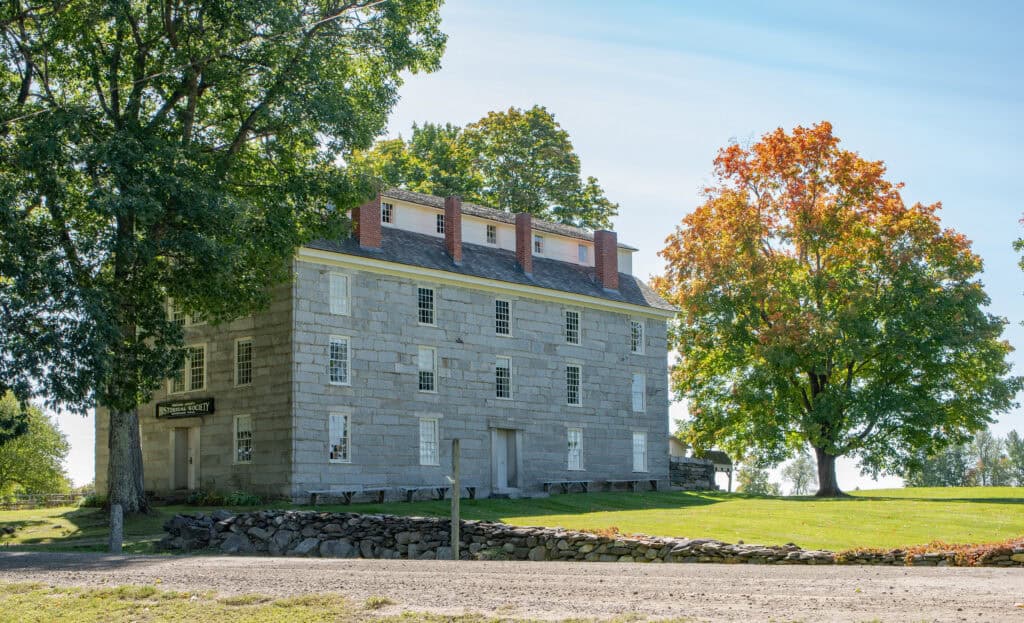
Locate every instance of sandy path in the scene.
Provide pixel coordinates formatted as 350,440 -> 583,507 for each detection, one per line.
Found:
1,552 -> 1022,621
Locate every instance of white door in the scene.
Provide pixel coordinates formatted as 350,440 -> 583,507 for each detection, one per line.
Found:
494,430 -> 508,490
187,427 -> 200,490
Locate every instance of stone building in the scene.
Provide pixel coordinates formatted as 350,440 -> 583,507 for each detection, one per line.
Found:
95,189 -> 675,501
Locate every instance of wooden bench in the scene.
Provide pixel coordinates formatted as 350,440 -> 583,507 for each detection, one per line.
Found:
307,486 -> 390,506
542,479 -> 592,494
397,484 -> 478,502
604,479 -> 659,492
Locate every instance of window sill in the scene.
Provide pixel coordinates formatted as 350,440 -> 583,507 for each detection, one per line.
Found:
418,390 -> 438,395
328,459 -> 353,465
328,381 -> 352,387
495,396 -> 513,401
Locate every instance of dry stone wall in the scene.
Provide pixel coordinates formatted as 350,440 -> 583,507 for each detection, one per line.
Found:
160,510 -> 1024,567
669,457 -> 717,490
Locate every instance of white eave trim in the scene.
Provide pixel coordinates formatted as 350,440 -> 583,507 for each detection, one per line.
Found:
296,247 -> 675,319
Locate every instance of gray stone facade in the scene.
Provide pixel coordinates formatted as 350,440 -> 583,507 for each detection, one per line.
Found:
96,254 -> 671,502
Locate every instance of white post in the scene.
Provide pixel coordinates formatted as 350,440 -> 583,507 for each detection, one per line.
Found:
450,438 -> 460,561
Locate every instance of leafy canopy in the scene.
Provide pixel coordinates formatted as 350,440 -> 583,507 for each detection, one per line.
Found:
349,105 -> 618,229
0,393 -> 70,494
655,121 -> 1020,494
0,0 -> 446,511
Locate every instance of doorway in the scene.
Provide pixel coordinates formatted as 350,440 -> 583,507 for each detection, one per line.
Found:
170,427 -> 199,491
492,428 -> 518,491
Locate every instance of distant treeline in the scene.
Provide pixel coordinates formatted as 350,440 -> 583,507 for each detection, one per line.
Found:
905,429 -> 1024,487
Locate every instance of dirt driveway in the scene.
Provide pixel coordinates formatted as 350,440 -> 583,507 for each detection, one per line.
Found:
1,552 -> 1022,621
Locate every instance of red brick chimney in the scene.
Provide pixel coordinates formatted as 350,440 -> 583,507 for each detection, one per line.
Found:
353,194 -> 382,250
515,213 -> 533,276
594,230 -> 619,291
444,195 -> 462,265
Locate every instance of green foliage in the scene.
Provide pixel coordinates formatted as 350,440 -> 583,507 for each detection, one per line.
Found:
185,490 -> 224,507
78,494 -> 107,509
0,0 -> 446,510
735,461 -> 782,496
781,449 -> 818,495
224,491 -> 263,506
350,106 -> 618,229
1005,431 -> 1024,485
0,393 -> 70,494
905,443 -> 972,487
656,123 -> 1022,495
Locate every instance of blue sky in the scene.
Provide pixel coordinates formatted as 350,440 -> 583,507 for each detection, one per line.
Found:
61,1 -> 1024,491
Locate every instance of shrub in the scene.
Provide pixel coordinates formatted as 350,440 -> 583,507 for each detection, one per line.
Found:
224,491 -> 262,506
185,489 -> 224,506
78,493 -> 107,508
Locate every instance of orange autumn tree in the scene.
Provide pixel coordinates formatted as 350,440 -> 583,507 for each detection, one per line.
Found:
655,122 -> 1020,497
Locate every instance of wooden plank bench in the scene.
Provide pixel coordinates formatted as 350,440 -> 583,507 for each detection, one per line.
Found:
397,484 -> 478,502
542,479 -> 592,494
604,479 -> 659,492
307,486 -> 390,506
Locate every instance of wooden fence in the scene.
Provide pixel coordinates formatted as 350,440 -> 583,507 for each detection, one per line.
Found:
0,493 -> 88,510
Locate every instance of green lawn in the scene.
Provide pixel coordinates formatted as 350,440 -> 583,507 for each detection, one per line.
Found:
1,487 -> 1022,553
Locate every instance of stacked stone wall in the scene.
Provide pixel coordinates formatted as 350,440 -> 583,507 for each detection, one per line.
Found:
669,457 -> 716,490
161,510 -> 1024,567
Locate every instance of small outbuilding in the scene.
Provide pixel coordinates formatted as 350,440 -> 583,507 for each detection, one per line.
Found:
696,450 -> 734,492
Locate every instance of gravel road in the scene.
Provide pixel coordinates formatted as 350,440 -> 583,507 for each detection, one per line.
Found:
1,552 -> 1022,621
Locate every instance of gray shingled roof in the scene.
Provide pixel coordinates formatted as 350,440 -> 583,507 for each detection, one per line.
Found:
381,188 -> 640,251
307,228 -> 675,313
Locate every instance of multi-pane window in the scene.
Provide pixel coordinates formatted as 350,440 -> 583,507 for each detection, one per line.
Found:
631,320 -> 645,354
564,310 -> 580,344
328,412 -> 350,463
235,338 -> 253,387
495,356 -> 511,399
234,415 -> 253,464
495,299 -> 511,335
329,273 -> 350,315
578,244 -> 588,263
417,287 -> 435,325
329,336 -> 350,385
533,234 -> 544,254
171,345 -> 206,393
566,364 -> 581,406
436,214 -> 445,234
418,346 -> 436,392
168,299 -> 202,326
419,418 -> 439,465
632,431 -> 648,472
486,224 -> 497,244
381,202 -> 393,224
631,373 -> 646,412
567,428 -> 583,471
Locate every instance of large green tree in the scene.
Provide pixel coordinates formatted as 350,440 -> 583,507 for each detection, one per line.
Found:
656,122 -> 1021,497
349,105 -> 618,229
0,0 -> 445,514
0,393 -> 70,494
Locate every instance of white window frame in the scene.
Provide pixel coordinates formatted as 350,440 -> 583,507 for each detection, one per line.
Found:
328,411 -> 351,463
234,337 -> 254,387
486,224 -> 497,244
417,286 -> 435,326
328,335 -> 351,386
631,319 -> 645,354
567,428 -> 583,471
169,343 -> 206,394
436,213 -> 445,234
167,298 -> 203,327
564,309 -> 581,345
233,414 -> 253,464
631,372 -> 646,413
381,201 -> 394,224
328,272 -> 350,316
632,431 -> 648,473
495,356 -> 512,399
566,364 -> 582,406
495,299 -> 511,336
578,244 -> 588,263
418,346 -> 437,393
419,417 -> 439,466
533,234 -> 544,254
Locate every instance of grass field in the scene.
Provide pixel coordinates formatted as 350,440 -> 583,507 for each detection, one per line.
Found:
0,583 -> 513,623
1,487 -> 1022,553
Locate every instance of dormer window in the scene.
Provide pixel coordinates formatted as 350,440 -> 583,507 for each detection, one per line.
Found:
486,224 -> 497,244
381,202 -> 393,224
436,214 -> 445,234
533,234 -> 544,254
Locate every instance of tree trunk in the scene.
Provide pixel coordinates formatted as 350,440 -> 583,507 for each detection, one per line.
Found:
106,407 -> 149,514
813,447 -> 845,497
